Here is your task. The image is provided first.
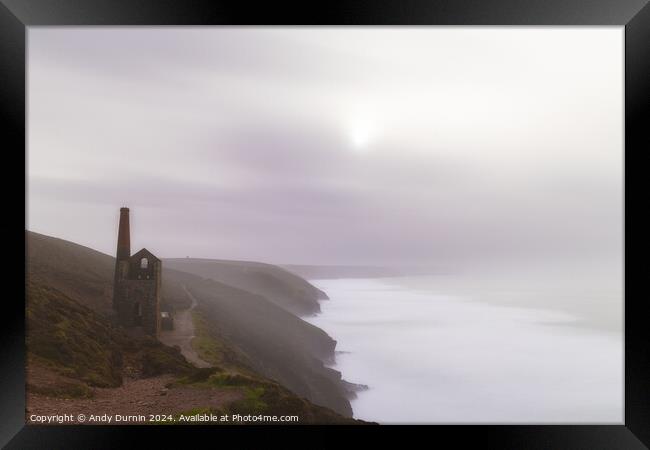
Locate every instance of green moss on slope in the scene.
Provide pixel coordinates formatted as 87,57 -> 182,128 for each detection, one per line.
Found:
182,310 -> 363,424
26,280 -> 194,396
26,281 -> 124,387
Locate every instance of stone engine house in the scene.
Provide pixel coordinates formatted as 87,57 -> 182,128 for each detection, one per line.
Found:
112,207 -> 161,337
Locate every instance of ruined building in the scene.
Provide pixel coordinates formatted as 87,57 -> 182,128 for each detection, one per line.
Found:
112,207 -> 161,337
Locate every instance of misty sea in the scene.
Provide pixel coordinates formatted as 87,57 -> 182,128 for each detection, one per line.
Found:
306,270 -> 622,424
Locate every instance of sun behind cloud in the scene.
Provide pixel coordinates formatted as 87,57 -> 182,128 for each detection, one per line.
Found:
347,118 -> 376,152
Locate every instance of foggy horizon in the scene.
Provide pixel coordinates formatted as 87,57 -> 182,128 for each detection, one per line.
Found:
28,27 -> 623,267
25,27 -> 625,425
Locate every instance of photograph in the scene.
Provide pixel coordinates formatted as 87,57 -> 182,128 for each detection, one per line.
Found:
23,26 -> 624,426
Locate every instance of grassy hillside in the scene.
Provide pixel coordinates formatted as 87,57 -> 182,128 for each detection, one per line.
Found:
25,231 -> 357,421
26,231 -> 192,314
26,279 -> 362,423
184,278 -> 352,416
172,370 -> 359,424
26,279 -> 193,398
26,232 -> 115,315
179,311 -> 359,423
164,258 -> 328,316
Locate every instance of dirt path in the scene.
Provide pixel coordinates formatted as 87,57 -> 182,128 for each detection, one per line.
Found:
159,286 -> 211,368
26,375 -> 243,424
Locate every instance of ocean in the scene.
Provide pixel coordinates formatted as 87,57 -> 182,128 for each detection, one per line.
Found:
305,269 -> 623,424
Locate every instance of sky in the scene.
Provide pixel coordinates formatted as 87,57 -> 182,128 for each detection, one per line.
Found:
27,27 -> 623,267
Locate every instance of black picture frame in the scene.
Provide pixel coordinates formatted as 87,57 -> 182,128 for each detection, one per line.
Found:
1,0 -> 648,448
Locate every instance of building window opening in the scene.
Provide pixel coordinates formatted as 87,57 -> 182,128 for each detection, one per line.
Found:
133,302 -> 142,325
140,258 -> 148,269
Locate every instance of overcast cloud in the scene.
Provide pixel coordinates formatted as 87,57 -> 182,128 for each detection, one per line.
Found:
27,27 -> 623,266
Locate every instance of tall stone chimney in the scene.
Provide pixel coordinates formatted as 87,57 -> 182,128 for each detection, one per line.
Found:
116,207 -> 131,261
113,207 -> 131,311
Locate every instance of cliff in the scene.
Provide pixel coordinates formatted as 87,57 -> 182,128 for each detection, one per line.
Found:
164,258 -> 328,316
